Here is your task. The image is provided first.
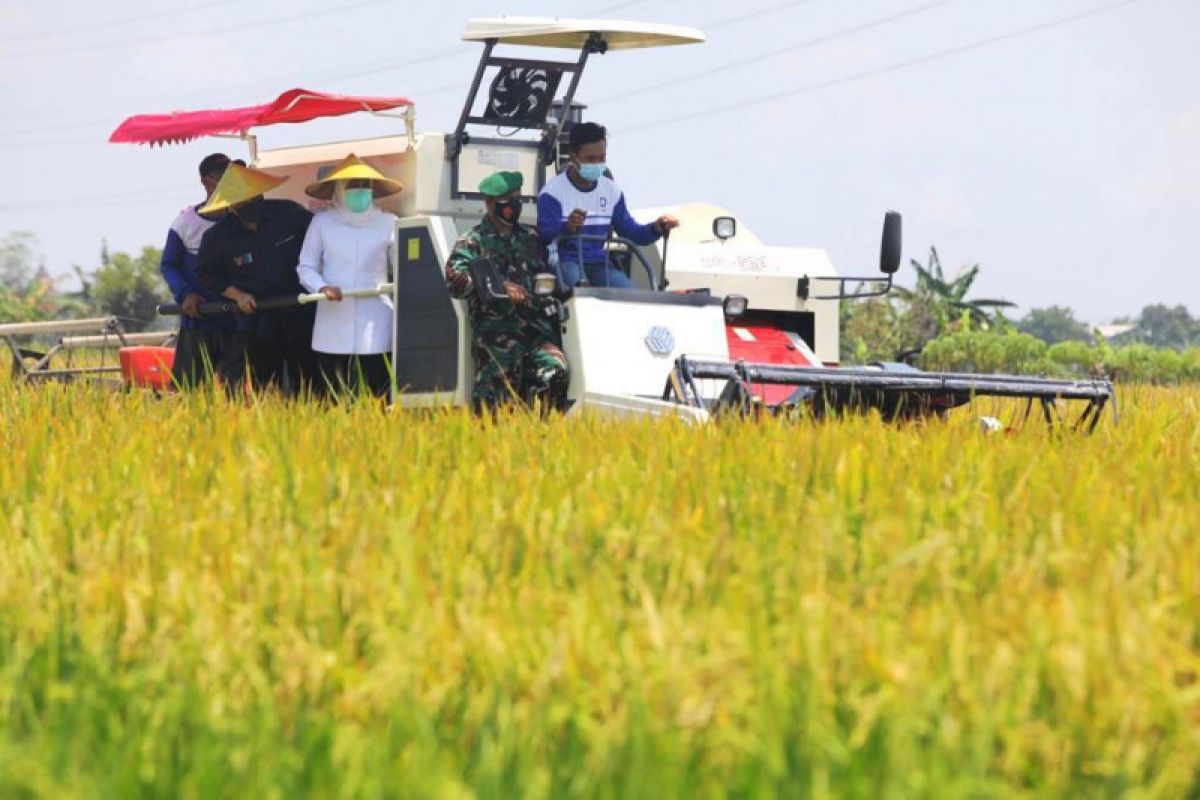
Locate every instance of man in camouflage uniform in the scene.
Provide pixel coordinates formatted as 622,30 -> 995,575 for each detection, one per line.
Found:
444,170 -> 569,412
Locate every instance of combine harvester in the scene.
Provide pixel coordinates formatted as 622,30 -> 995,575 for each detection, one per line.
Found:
114,16 -> 1114,430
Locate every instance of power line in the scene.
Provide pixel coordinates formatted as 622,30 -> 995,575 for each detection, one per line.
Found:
591,0 -> 659,14
619,0 -> 1147,136
593,0 -> 956,106
0,184 -> 193,213
317,48 -> 472,86
318,0 -> 658,85
699,0 -> 816,32
0,0 -> 655,135
0,0 -> 395,60
0,0 -> 241,45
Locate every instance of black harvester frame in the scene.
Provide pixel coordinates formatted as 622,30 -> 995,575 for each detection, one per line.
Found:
666,357 -> 1116,432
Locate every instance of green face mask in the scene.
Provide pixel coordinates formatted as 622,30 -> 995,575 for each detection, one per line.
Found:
344,187 -> 373,213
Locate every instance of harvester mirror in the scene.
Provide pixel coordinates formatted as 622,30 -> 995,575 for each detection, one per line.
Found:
468,256 -> 510,303
713,216 -> 737,241
533,273 -> 557,297
880,211 -> 902,274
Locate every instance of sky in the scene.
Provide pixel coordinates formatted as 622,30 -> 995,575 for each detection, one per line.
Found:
0,0 -> 1196,323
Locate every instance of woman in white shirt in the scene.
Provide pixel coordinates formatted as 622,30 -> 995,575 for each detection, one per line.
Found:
297,154 -> 401,398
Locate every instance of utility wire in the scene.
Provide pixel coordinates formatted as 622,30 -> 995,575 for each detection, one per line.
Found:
0,0 -> 395,60
593,0 -> 956,105
316,0 -> 656,85
0,184 -> 193,213
0,0 -> 654,135
0,0 -> 241,45
619,0 -> 1147,135
699,0 -> 816,32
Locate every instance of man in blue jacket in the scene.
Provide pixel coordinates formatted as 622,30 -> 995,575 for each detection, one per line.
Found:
159,153 -> 241,387
536,122 -> 678,289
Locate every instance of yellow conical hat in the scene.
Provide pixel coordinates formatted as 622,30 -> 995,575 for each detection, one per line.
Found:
198,164 -> 288,215
305,154 -> 403,200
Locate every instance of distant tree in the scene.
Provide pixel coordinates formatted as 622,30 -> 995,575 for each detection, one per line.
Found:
90,245 -> 167,331
1128,304 -> 1196,350
0,231 -> 38,292
0,281 -> 59,323
1017,305 -> 1091,345
840,295 -> 906,363
0,231 -> 84,322
891,247 -> 1015,335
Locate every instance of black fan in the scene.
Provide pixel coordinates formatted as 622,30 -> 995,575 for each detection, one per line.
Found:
485,67 -> 562,126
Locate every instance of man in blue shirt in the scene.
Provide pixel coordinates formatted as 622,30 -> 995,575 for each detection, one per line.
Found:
536,122 -> 678,289
160,153 -> 241,387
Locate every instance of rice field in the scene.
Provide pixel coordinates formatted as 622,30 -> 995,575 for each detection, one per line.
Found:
0,379 -> 1197,798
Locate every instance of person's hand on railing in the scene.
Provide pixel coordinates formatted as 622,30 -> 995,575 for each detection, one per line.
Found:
226,288 -> 257,314
320,285 -> 343,302
180,293 -> 204,319
566,208 -> 587,233
503,281 -> 528,305
655,214 -> 680,234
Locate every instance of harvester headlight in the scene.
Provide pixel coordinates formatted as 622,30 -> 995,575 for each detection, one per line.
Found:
723,294 -> 748,319
713,216 -> 737,241
533,272 -> 557,297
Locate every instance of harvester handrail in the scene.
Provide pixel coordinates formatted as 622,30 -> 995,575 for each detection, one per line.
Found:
157,283 -> 393,317
0,317 -> 123,337
60,331 -> 176,349
550,233 -> 661,290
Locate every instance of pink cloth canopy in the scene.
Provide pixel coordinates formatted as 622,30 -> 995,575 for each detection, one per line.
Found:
109,88 -> 413,146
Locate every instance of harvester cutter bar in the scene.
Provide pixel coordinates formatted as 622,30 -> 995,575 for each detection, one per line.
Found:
668,357 -> 1115,431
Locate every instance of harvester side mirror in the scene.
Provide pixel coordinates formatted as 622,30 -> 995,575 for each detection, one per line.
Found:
880,211 -> 902,275
713,216 -> 737,241
468,256 -> 510,303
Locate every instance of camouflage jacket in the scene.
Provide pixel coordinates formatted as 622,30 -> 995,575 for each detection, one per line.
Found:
444,216 -> 559,341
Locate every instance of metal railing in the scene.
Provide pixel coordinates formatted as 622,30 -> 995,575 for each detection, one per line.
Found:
550,234 -> 661,290
667,356 -> 1116,432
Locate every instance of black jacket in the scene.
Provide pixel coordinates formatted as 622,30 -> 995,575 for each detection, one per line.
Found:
197,199 -> 315,341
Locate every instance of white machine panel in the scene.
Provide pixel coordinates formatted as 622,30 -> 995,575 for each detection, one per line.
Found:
563,294 -> 730,400
663,242 -> 839,313
455,142 -> 542,199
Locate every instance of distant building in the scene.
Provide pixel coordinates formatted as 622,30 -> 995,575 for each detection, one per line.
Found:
1096,323 -> 1137,340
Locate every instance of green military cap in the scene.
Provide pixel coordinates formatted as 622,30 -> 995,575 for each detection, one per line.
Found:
478,170 -> 523,197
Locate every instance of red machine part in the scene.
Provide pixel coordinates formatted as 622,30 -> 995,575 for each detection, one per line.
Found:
724,325 -> 819,405
119,347 -> 175,390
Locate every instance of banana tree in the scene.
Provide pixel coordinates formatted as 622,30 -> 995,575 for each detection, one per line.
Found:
892,247 -> 1015,332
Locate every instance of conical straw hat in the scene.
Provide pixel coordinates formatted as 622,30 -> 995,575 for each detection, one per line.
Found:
305,154 -> 403,200
198,164 -> 288,215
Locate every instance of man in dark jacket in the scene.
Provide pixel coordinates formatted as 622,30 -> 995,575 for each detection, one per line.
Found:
196,163 -> 316,395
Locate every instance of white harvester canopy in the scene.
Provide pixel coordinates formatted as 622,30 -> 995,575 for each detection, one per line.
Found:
461,17 -> 705,49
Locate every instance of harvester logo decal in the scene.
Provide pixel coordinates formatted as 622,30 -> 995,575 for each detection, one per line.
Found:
645,326 -> 675,356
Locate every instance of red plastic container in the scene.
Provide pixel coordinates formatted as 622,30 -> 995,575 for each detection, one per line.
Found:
119,346 -> 175,390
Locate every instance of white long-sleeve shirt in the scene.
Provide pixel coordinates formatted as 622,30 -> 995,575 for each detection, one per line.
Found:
296,210 -> 394,355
